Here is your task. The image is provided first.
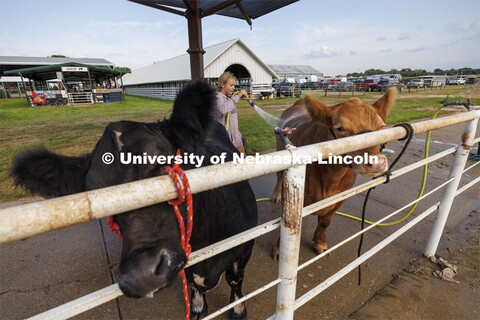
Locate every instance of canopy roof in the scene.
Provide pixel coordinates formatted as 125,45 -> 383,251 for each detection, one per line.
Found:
0,56 -> 114,77
130,0 -> 299,21
5,62 -> 129,82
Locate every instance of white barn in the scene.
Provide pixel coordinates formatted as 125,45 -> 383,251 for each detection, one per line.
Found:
122,38 -> 276,100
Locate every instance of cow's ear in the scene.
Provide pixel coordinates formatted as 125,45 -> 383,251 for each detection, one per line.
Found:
305,94 -> 332,127
372,87 -> 397,121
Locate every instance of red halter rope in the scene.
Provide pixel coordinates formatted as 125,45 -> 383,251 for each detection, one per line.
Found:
107,149 -> 193,320
107,216 -> 122,239
164,149 -> 193,320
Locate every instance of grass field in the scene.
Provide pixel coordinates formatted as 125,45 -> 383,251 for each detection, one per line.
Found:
1,85 -> 477,201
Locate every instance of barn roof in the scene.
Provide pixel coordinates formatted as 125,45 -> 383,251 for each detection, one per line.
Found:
122,38 -> 276,86
268,64 -> 323,77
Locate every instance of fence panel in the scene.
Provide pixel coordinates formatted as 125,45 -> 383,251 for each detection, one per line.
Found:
1,110 -> 478,319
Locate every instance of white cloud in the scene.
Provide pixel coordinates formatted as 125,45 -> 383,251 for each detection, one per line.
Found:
303,46 -> 345,59
471,19 -> 480,31
397,32 -> 412,41
86,20 -> 165,29
446,23 -> 467,33
403,46 -> 428,53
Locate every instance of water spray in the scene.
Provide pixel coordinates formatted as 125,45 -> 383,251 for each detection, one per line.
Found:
246,98 -> 280,128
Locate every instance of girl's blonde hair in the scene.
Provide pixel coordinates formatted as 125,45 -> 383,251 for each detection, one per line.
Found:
218,72 -> 236,89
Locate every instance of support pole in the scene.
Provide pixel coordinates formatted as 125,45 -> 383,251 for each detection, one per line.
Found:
120,76 -> 125,102
275,162 -> 306,319
186,0 -> 205,81
1,84 -> 7,100
17,81 -> 23,98
424,117 -> 479,257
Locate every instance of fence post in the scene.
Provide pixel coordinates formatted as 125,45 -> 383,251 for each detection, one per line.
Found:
275,163 -> 306,319
424,117 -> 479,257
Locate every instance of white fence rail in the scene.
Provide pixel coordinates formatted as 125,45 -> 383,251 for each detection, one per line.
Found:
68,92 -> 94,105
1,110 -> 479,319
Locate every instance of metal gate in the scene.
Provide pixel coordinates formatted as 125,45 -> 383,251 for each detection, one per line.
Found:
0,110 -> 478,319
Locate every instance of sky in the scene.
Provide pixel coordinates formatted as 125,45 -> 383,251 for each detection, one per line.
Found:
1,0 -> 479,76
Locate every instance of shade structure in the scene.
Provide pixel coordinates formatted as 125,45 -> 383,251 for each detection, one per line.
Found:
129,0 -> 299,80
4,62 -> 129,82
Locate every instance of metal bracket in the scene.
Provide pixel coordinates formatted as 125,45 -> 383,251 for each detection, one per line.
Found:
274,127 -> 296,149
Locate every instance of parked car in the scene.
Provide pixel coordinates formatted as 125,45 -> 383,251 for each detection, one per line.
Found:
409,79 -> 424,88
277,83 -> 301,97
377,80 -> 404,92
447,76 -> 467,85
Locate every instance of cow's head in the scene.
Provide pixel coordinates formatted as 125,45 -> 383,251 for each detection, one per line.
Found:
305,88 -> 396,177
114,204 -> 187,298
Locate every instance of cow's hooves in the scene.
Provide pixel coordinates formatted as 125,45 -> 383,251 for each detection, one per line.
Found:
272,247 -> 280,261
313,242 -> 329,255
191,307 -> 208,319
271,194 -> 281,204
229,306 -> 246,319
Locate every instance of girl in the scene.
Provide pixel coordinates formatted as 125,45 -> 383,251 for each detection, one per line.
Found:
215,72 -> 248,154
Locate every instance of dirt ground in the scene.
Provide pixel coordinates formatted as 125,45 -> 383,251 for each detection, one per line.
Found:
350,210 -> 480,320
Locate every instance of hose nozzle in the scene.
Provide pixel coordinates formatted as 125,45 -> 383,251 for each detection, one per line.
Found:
275,127 -> 296,148
442,100 -> 472,111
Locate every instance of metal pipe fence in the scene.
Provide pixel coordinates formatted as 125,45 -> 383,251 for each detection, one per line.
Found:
1,110 -> 478,319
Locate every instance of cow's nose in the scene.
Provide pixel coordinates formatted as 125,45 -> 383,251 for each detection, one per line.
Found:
118,247 -> 186,298
154,252 -> 170,276
362,154 -> 388,174
119,282 -> 143,299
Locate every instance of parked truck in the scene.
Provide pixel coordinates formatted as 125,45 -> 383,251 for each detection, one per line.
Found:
361,79 -> 378,91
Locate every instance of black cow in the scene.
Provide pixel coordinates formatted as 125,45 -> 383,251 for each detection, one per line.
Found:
12,82 -> 258,319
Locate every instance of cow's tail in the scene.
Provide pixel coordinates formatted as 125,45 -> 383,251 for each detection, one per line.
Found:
11,146 -> 91,198
167,81 -> 217,148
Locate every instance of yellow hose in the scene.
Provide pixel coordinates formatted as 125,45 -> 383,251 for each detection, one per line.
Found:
336,106 -> 444,226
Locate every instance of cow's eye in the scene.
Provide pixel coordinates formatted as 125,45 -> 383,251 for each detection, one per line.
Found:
336,127 -> 344,132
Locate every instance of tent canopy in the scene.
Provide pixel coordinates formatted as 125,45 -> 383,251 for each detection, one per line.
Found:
5,62 -> 129,82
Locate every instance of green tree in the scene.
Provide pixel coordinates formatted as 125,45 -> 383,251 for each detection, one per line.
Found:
116,66 -> 131,78
400,68 -> 413,77
458,67 -> 474,75
365,69 -> 385,76
116,66 -> 131,73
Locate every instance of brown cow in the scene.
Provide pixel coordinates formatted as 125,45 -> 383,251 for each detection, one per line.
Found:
272,88 -> 396,259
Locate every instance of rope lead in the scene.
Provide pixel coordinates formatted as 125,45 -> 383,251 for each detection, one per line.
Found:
357,122 -> 414,285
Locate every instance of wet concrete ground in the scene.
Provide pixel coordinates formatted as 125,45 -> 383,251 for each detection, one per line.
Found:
0,119 -> 479,319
